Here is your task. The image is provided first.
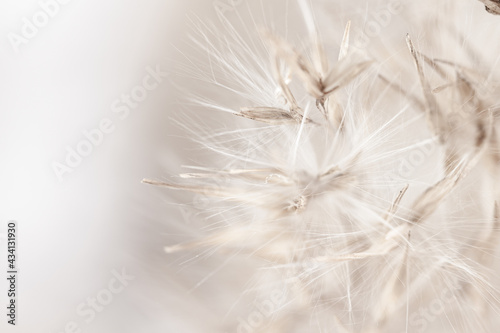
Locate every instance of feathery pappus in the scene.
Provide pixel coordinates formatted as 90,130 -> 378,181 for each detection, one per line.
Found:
145,0 -> 500,331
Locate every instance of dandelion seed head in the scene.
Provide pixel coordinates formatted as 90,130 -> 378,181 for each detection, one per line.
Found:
148,1 -> 500,332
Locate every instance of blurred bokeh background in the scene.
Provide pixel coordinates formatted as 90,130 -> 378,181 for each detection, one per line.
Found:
0,0 -> 219,332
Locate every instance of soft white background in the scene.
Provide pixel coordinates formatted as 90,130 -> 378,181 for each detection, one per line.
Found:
0,0 -> 221,332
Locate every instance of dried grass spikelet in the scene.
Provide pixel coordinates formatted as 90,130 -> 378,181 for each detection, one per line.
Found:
145,1 -> 500,332
479,0 -> 500,14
